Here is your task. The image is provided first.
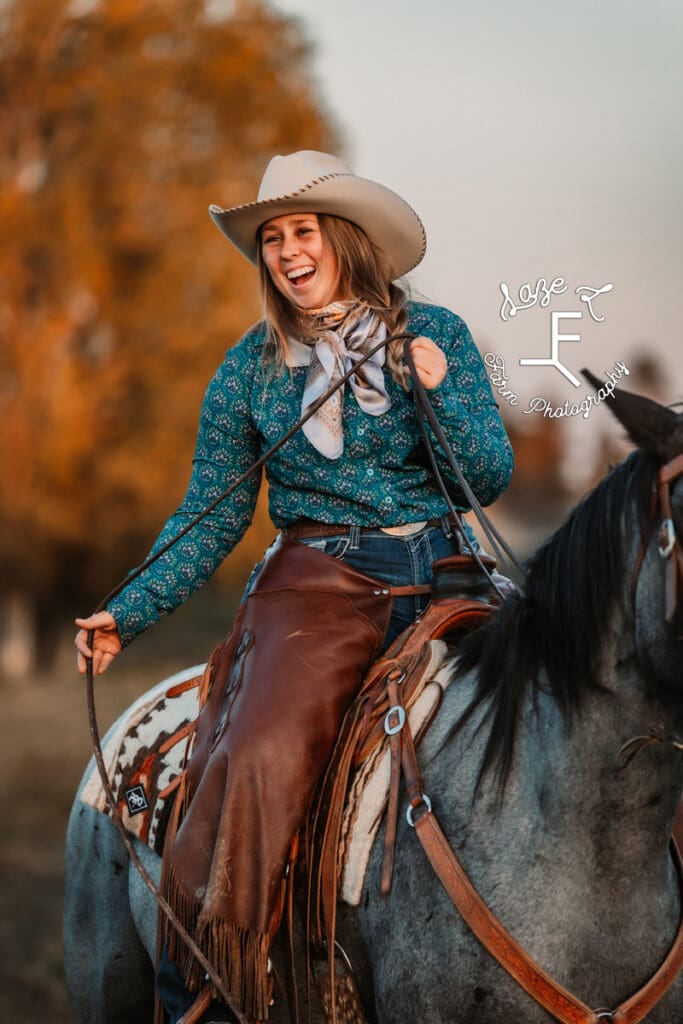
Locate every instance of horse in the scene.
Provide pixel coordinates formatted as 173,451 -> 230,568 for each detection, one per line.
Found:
64,379 -> 683,1023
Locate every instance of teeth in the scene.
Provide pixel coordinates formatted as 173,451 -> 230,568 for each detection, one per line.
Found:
286,266 -> 315,280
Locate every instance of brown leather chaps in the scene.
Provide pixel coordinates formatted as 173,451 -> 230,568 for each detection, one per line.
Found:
161,535 -> 393,1021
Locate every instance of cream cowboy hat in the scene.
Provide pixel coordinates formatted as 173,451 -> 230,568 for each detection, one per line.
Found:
208,150 -> 426,280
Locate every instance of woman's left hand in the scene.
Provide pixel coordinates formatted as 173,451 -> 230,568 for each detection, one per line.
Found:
409,336 -> 448,389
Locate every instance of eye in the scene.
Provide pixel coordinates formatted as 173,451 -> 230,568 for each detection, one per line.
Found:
262,234 -> 279,245
297,227 -> 313,236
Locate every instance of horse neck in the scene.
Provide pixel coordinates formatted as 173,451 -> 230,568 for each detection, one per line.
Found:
501,614 -> 683,874
431,620 -> 683,892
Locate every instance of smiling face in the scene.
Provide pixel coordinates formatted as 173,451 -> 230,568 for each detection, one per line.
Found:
259,213 -> 347,310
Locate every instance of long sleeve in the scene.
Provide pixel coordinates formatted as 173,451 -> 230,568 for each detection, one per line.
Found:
107,334 -> 263,647
104,306 -> 512,648
408,305 -> 514,507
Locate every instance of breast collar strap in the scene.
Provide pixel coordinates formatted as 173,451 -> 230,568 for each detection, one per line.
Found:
390,695 -> 683,1024
414,808 -> 683,1024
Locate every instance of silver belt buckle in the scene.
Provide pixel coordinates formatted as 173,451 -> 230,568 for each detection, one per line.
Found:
380,520 -> 428,537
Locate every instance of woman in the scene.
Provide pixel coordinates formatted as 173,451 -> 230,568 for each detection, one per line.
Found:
75,150 -> 513,1023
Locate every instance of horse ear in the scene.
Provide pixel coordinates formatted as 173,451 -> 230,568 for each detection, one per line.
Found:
581,368 -> 683,463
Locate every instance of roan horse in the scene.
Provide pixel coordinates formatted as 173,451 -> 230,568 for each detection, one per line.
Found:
64,379 -> 683,1023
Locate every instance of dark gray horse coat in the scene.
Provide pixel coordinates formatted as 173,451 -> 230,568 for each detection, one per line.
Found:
64,382 -> 683,1023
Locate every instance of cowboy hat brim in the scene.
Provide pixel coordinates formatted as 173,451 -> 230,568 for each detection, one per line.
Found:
208,172 -> 426,281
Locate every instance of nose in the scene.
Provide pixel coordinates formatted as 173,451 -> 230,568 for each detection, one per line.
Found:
281,232 -> 301,261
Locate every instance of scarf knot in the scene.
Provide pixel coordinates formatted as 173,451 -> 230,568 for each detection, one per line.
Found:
299,301 -> 390,459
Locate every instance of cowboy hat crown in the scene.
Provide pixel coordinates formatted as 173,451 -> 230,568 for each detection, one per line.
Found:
209,150 -> 426,280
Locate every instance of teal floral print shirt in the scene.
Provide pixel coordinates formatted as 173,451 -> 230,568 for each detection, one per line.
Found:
108,301 -> 513,645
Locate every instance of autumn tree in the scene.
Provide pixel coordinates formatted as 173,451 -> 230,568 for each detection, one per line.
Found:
0,0 -> 337,674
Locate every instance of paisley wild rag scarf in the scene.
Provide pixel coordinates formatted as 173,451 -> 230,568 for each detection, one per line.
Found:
298,302 -> 390,460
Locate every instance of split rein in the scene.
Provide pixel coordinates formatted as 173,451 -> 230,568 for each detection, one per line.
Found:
82,330 -> 524,1013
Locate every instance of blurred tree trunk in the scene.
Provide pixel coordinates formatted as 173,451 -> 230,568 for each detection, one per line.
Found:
0,0 -> 338,669
0,590 -> 38,680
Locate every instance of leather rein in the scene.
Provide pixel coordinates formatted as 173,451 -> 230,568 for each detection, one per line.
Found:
82,330 -> 522,1014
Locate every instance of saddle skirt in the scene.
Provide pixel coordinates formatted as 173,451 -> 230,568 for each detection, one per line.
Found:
337,638 -> 455,904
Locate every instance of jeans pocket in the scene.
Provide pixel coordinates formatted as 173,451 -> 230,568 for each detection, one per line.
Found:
299,535 -> 350,560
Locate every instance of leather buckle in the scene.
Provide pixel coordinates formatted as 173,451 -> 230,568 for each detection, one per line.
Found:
384,705 -> 406,735
659,518 -> 676,558
406,793 -> 432,827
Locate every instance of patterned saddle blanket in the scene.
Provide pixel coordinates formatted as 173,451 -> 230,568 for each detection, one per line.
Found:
81,664 -> 206,854
80,642 -> 457,899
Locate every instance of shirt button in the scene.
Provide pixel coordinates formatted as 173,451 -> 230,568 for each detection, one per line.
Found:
367,468 -> 374,477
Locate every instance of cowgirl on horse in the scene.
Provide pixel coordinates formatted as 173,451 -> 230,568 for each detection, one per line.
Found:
74,150 -> 514,1023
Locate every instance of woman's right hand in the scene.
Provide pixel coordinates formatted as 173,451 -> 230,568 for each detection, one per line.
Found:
74,611 -> 122,676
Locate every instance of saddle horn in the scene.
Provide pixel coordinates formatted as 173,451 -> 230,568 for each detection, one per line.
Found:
582,367 -> 683,464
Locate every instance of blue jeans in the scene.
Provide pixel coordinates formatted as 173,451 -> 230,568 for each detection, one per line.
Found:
292,518 -> 472,651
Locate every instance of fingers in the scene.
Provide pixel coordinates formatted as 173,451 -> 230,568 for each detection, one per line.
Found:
75,612 -> 116,631
409,336 -> 447,389
98,651 -> 117,675
410,335 -> 435,352
75,629 -> 92,668
74,612 -> 121,675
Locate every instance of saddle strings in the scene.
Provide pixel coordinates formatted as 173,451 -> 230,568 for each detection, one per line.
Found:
83,329 -> 526,1003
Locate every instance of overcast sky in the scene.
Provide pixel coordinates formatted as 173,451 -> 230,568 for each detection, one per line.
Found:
270,0 -> 683,467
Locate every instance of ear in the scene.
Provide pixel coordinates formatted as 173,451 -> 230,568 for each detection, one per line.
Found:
581,368 -> 683,463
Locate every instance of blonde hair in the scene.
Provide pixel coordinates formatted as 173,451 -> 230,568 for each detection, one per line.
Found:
256,214 -> 410,387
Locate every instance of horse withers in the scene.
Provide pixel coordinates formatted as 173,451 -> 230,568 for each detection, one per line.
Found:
64,377 -> 683,1023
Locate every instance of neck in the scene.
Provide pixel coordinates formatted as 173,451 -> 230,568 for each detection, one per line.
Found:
433,626 -> 683,883
532,671 -> 682,866
300,298 -> 362,318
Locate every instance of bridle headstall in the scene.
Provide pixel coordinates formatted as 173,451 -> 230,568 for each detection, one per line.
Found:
655,452 -> 683,625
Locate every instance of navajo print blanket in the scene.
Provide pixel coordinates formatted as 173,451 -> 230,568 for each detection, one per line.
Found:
80,664 -> 205,853
80,644 -> 452,896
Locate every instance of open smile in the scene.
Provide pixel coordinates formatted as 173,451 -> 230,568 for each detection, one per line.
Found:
286,265 -> 316,287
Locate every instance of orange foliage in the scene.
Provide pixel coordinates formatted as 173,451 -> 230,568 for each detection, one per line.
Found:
0,0 -> 337,606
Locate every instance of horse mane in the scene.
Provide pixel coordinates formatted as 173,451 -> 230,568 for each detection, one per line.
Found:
452,449 -> 658,792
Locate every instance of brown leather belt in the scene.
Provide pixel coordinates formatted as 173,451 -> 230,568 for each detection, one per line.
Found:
283,517 -> 445,540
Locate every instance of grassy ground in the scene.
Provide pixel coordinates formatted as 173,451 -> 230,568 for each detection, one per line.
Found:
0,587 -> 240,1024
